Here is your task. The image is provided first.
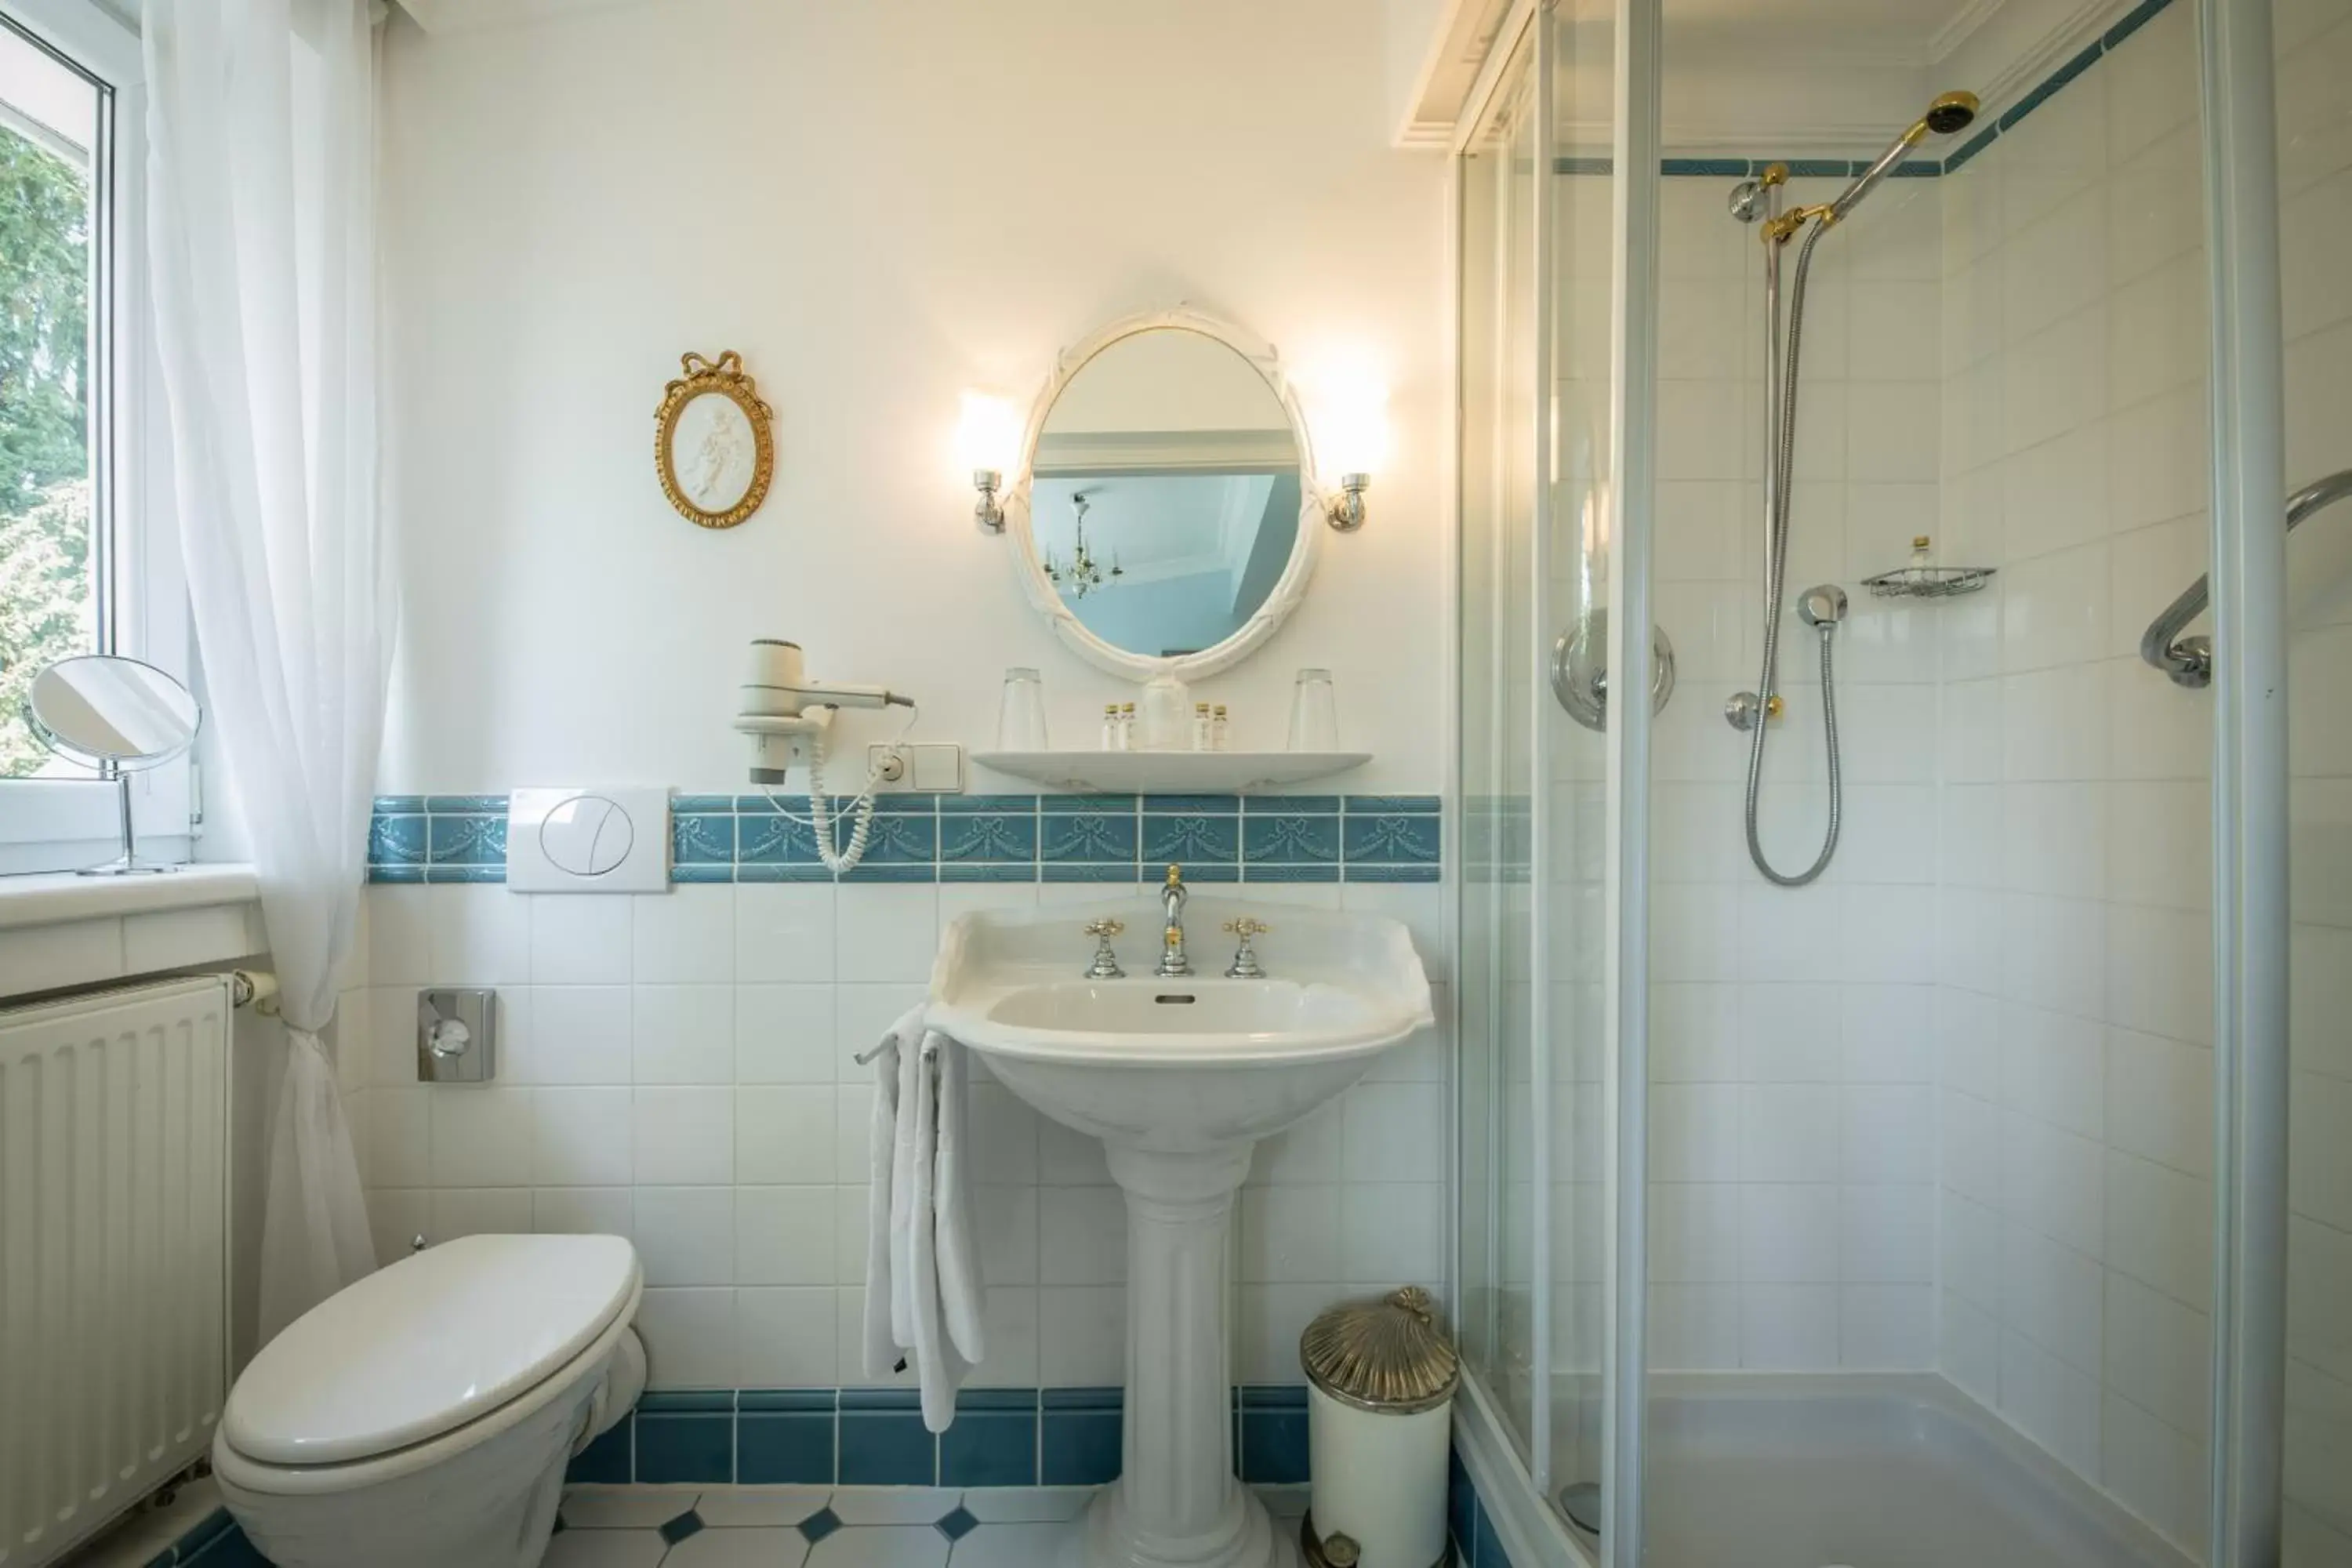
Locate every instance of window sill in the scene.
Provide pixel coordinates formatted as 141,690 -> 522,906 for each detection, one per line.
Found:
0,861 -> 258,931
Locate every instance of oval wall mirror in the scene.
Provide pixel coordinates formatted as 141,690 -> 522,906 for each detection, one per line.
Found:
1010,310 -> 1322,682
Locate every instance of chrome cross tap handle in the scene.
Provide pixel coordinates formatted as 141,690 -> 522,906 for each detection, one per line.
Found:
1082,918 -> 1127,979
1223,916 -> 1271,979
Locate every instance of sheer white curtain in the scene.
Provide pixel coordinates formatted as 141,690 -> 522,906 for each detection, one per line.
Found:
144,0 -> 391,1343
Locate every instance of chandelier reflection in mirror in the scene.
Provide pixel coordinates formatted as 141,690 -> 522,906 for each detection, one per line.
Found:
1042,490 -> 1123,601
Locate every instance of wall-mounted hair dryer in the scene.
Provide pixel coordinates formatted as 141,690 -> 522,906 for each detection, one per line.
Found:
732,639 -> 916,871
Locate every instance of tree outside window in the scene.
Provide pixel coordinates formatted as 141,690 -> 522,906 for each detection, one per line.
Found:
0,118 -> 94,777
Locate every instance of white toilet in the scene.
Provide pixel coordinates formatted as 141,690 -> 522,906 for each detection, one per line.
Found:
212,1233 -> 645,1568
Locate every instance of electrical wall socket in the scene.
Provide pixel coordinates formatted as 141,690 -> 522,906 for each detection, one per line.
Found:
868,742 -> 965,793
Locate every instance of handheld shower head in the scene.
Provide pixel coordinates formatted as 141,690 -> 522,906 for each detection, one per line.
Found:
1923,91 -> 1980,136
1826,89 -> 1982,223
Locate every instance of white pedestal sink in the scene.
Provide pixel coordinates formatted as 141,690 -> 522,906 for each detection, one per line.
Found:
927,895 -> 1434,1568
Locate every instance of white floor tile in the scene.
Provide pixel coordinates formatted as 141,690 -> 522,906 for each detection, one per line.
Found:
807,1525 -> 951,1567
693,1486 -> 836,1529
542,1529 -> 669,1568
827,1488 -> 960,1526
561,1485 -> 704,1529
958,1486 -> 1098,1524
945,1523 -> 1073,1566
666,1526 -> 815,1567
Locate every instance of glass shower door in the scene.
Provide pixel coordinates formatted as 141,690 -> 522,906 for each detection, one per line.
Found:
1453,0 -> 1635,1555
1456,26 -> 1541,1465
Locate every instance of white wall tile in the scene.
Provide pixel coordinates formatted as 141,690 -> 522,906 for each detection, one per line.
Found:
1740,1283 -> 1840,1370
736,1084 -> 837,1185
735,1186 -> 835,1286
735,884 -> 835,984
368,884 -> 431,985
1739,1185 -> 1839,1284
1339,1181 -> 1444,1285
428,884 -> 535,985
633,1087 -> 735,1185
530,1087 -> 633,1186
633,886 -> 735,983
429,1086 -> 534,1186
1840,1284 -> 1934,1368
637,1287 -> 737,1388
632,983 -> 736,1083
1039,1188 -> 1127,1286
529,896 -> 633,985
737,1286 -> 839,1386
535,1185 -> 633,1237
735,984 -> 837,1083
527,985 -> 633,1084
833,885 -> 938,984
633,1186 -> 738,1286
1240,1185 -> 1339,1284
1038,1286 -> 1125,1385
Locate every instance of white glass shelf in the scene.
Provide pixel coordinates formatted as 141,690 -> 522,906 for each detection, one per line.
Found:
970,750 -> 1371,794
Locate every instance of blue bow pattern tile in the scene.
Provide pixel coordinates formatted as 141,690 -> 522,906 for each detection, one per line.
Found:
371,793 -> 1445,884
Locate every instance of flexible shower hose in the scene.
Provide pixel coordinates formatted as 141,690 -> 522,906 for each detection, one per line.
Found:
1744,220 -> 1843,887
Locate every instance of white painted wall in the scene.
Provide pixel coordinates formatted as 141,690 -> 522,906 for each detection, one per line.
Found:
367,0 -> 1452,1397
376,0 -> 1446,789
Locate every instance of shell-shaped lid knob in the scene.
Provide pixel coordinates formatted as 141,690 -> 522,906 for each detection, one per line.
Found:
1300,1286 -> 1461,1415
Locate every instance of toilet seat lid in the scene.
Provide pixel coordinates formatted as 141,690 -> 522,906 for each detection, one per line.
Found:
223,1233 -> 639,1467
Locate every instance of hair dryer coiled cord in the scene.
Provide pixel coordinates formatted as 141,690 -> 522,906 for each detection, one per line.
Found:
758,702 -> 920,875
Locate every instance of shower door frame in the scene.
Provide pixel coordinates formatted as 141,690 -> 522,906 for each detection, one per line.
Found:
1445,2 -> 1668,1564
2196,0 -> 2290,1561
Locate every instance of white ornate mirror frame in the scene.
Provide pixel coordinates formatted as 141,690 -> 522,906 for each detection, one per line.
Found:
1004,306 -> 1328,684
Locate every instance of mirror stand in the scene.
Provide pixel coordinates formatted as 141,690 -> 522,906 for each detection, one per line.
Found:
82,759 -> 180,877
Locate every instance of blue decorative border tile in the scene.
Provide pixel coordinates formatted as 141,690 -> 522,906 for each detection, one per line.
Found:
1553,0 -> 2178,187
369,794 -> 1445,884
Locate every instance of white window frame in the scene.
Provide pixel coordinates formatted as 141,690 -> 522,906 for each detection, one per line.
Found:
0,0 -> 195,875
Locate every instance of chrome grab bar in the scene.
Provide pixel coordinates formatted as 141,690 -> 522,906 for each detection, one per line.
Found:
2141,467 -> 2352,688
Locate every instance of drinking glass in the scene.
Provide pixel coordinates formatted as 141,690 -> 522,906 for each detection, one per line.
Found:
997,667 -> 1049,750
1287,668 -> 1338,751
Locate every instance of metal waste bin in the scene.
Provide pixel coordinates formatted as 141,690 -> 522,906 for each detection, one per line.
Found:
1300,1287 -> 1461,1568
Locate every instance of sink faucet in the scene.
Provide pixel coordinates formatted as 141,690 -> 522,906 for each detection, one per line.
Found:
1156,863 -> 1192,977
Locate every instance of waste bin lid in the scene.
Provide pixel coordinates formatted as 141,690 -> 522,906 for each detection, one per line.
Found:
1301,1286 -> 1461,1415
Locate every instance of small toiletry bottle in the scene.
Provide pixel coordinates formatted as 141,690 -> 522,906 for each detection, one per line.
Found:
1910,535 -> 1934,579
1192,702 -> 1212,751
1119,702 -> 1138,751
1212,705 -> 1229,751
1102,703 -> 1121,751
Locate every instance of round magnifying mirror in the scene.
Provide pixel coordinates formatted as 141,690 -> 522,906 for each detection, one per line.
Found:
24,655 -> 201,877
27,655 -> 202,769
1020,320 -> 1314,677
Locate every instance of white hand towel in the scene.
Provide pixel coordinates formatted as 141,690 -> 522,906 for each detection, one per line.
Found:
861,1009 -> 913,1381
888,1032 -> 923,1351
931,1031 -> 985,1363
862,1009 -> 989,1429
906,1033 -> 973,1432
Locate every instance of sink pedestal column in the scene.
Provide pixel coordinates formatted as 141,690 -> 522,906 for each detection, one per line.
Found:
1062,1142 -> 1297,1568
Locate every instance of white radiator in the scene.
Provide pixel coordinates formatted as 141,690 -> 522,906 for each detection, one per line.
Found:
0,975 -> 232,1568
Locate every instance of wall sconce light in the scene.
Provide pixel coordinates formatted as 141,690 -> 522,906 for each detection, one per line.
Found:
957,391 -> 1022,534
1311,371 -> 1389,533
1328,474 -> 1371,532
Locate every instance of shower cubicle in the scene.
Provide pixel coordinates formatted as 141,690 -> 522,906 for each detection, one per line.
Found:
1446,0 -> 2350,1563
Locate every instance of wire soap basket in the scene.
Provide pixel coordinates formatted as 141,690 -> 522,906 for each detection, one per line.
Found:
1862,538 -> 1993,600
1862,563 -> 1994,599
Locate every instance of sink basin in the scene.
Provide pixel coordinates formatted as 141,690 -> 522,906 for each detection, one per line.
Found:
927,893 -> 1432,1568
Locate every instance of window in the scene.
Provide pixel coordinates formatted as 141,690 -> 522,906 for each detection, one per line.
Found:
0,15 -> 106,779
0,0 -> 182,873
